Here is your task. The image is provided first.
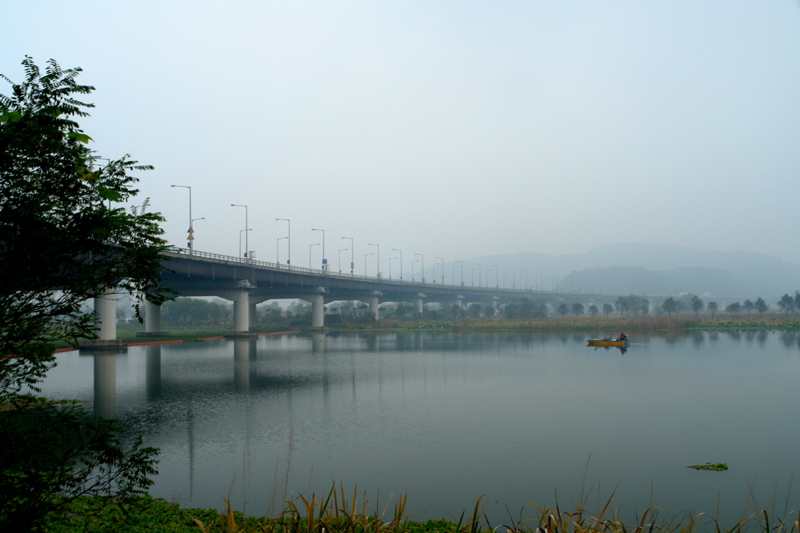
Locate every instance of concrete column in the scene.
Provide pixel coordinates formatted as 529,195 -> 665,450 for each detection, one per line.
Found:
369,296 -> 380,320
233,290 -> 250,332
249,303 -> 257,330
415,298 -> 424,317
310,293 -> 324,328
456,298 -> 463,309
145,300 -> 161,333
95,291 -> 117,340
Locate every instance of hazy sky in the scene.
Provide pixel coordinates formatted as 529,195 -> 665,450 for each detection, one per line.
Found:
4,1 -> 800,273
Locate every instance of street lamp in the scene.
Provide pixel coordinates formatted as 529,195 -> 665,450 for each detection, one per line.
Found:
190,217 -> 204,250
415,253 -> 424,283
312,228 -> 325,271
239,228 -> 252,259
435,257 -> 444,284
231,204 -> 248,260
341,237 -> 354,276
392,249 -> 403,280
389,257 -> 397,279
368,243 -> 380,278
338,248 -> 348,273
474,264 -> 481,287
277,237 -> 287,264
364,252 -> 373,276
309,243 -> 320,268
412,259 -> 420,282
276,218 -> 290,266
171,185 -> 192,254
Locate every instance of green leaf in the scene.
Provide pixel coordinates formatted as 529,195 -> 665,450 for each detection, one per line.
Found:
98,186 -> 123,201
1,110 -> 23,123
67,131 -> 92,143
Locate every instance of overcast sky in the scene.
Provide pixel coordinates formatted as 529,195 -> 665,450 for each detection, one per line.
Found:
4,1 -> 800,274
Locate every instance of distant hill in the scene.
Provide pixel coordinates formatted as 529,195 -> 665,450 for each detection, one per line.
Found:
453,242 -> 800,298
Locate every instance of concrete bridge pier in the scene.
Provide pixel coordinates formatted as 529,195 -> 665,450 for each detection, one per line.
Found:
80,290 -> 127,351
368,291 -> 381,320
233,289 -> 250,332
415,295 -> 424,317
249,303 -> 257,330
310,293 -> 324,328
136,300 -> 169,337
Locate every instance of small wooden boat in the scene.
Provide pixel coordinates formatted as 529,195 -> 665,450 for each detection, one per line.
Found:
587,338 -> 629,347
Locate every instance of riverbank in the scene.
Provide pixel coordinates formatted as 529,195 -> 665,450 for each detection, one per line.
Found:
327,315 -> 800,333
43,493 -> 793,533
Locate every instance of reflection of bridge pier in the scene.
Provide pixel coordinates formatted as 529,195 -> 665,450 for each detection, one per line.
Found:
93,353 -> 117,418
146,345 -> 162,399
233,339 -> 257,390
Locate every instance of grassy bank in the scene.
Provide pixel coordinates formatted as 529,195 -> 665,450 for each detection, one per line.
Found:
44,492 -> 797,533
329,315 -> 800,333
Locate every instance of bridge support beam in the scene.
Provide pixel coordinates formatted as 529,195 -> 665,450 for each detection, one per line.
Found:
415,297 -> 424,317
249,303 -> 257,331
310,293 -> 324,328
369,296 -> 380,320
136,300 -> 170,337
233,290 -> 250,333
80,290 -> 127,351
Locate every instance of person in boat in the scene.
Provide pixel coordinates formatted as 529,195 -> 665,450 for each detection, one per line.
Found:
619,332 -> 628,340
603,335 -> 611,341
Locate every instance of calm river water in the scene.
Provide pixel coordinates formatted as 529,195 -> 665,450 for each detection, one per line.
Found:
40,331 -> 800,525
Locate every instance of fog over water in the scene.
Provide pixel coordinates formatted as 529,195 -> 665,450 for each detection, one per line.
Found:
3,1 -> 800,269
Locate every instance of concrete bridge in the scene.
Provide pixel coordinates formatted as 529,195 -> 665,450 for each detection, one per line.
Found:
83,247 -> 616,349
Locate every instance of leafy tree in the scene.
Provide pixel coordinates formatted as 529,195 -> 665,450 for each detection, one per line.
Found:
162,298 -> 231,326
675,300 -> 688,315
743,299 -> 755,314
467,303 -> 482,318
777,294 -> 795,315
626,295 -> 642,317
588,304 -> 598,316
754,297 -> 768,316
707,301 -> 718,319
661,297 -> 677,317
484,305 -> 496,318
614,297 -> 628,314
794,291 -> 800,312
690,295 -> 704,317
571,303 -> 584,316
640,299 -> 649,316
602,303 -> 613,316
1,57 -> 167,531
726,302 -> 741,315
557,303 -> 569,316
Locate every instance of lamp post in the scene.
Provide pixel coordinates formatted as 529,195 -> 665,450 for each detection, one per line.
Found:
171,185 -> 192,254
392,249 -> 403,281
415,253 -> 424,283
231,204 -> 248,260
338,248 -> 348,273
342,237 -> 354,275
432,263 -> 438,284
474,264 -> 481,287
389,257 -> 397,279
312,228 -> 325,271
436,257 -> 444,284
277,237 -> 287,264
412,259 -> 420,282
239,228 -> 252,259
364,253 -> 373,276
309,243 -> 320,268
276,218 -> 290,266
190,217 -> 204,250
369,243 -> 380,277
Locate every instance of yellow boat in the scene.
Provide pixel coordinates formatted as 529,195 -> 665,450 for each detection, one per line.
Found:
587,338 -> 629,347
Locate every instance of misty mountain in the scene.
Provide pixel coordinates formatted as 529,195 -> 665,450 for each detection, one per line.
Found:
457,242 -> 800,298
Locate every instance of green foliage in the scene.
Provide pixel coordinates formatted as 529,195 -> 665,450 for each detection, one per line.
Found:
503,298 -> 546,319
556,303 -> 568,317
588,304 -> 598,316
571,302 -> 584,316
755,297 -> 768,315
661,297 -> 676,317
162,298 -> 232,326
602,303 -> 613,316
1,57 -> 165,531
690,295 -> 704,317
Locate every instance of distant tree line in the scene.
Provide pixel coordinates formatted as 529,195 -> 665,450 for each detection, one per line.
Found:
161,298 -> 232,326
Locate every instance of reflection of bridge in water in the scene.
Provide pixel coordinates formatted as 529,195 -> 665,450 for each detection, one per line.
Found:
83,248 -> 619,349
